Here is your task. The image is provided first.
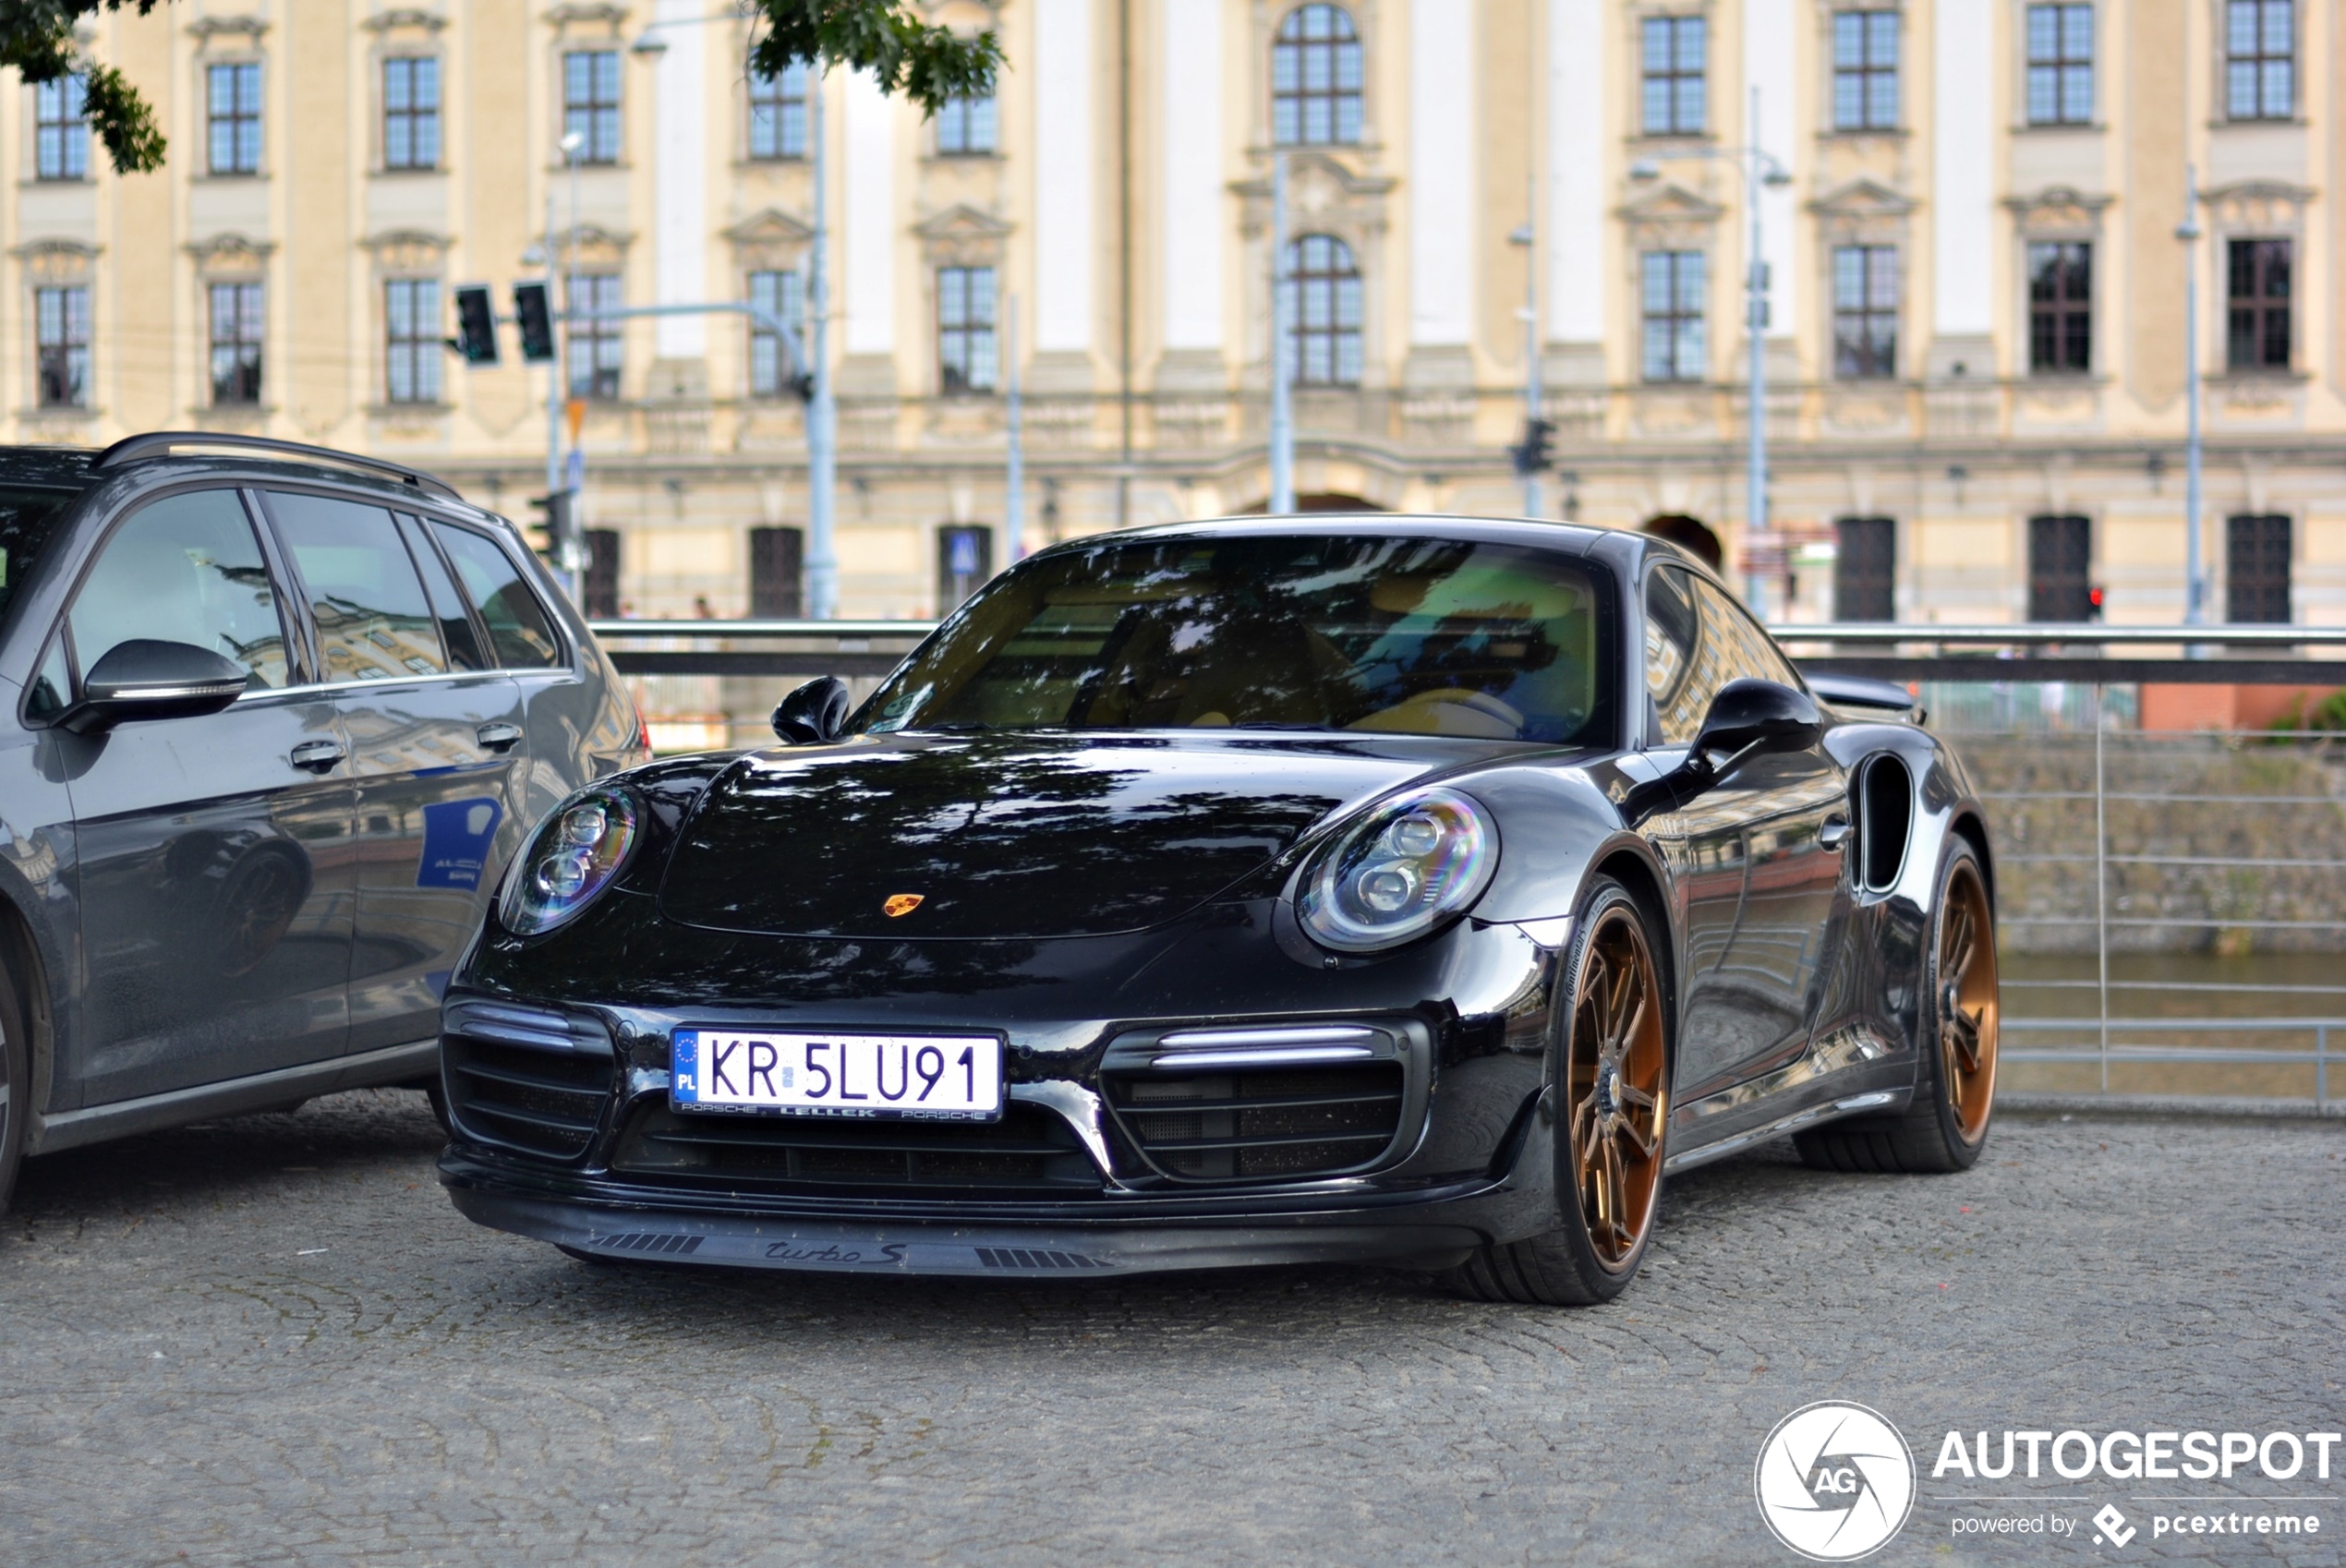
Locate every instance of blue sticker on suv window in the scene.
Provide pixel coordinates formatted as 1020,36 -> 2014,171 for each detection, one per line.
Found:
417,797 -> 503,889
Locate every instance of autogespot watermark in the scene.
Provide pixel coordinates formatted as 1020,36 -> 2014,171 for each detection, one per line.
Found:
1755,1407 -> 2339,1559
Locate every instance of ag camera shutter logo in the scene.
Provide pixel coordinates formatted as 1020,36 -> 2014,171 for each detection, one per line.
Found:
1755,1402 -> 1917,1560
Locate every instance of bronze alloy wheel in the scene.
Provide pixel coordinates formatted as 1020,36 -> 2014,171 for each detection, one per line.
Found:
1937,859 -> 1999,1145
1566,904 -> 1669,1271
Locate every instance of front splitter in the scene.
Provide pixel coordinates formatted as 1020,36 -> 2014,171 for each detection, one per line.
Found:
448,1186 -> 1490,1279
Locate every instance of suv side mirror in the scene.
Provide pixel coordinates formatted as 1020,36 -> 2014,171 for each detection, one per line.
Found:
60,640 -> 249,735
1623,679 -> 1821,821
771,676 -> 851,744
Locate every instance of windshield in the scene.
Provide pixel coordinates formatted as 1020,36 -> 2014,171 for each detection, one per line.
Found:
0,486 -> 83,621
860,534 -> 1616,745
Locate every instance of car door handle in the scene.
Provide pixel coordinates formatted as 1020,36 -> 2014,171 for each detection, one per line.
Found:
476,722 -> 524,753
289,740 -> 347,775
1819,814 -> 1852,851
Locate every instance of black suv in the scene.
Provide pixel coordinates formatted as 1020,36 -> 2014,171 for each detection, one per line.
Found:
0,434 -> 647,1211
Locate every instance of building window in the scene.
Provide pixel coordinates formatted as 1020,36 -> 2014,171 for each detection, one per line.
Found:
747,269 -> 805,397
2025,5 -> 2093,126
382,57 -> 440,170
384,279 -> 441,404
937,525 -> 993,611
209,282 -> 264,405
1640,16 -> 1707,137
566,272 -> 624,398
563,50 -> 622,164
2226,238 -> 2291,371
1272,4 -> 1363,147
1834,517 -> 1896,622
2027,514 -> 2093,622
34,74 -> 88,181
2227,514 -> 2290,623
208,61 -> 262,175
935,91 -> 997,155
1831,10 -> 1899,131
1639,250 -> 1705,382
1832,245 -> 1898,379
581,528 -> 622,620
937,265 -> 997,394
2027,241 -> 2091,374
1282,233 -> 1363,387
34,285 -> 90,408
750,526 -> 804,617
2225,0 -> 2293,121
747,62 -> 807,160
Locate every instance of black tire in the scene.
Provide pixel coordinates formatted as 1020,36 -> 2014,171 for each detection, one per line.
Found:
0,958 -> 28,1220
1796,838 -> 1998,1175
1445,877 -> 1672,1307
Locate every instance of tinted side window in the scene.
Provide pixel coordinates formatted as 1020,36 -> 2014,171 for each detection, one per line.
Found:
68,488 -> 288,690
1644,565 -> 1715,745
267,491 -> 447,682
396,513 -> 489,671
1690,577 -> 1803,689
430,522 -> 562,669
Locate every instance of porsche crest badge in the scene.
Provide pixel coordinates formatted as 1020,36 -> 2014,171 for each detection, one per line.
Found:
883,893 -> 925,918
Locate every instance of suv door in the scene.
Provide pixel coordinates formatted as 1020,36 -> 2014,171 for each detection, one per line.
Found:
59,487 -> 355,1103
260,491 -> 526,1055
424,517 -> 579,825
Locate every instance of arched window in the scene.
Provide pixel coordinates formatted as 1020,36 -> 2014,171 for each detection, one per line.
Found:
1273,5 -> 1363,146
1283,234 -> 1362,386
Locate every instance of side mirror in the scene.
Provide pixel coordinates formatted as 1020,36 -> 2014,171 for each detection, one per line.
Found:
1689,678 -> 1823,763
1623,679 -> 1821,821
60,640 -> 249,735
771,676 -> 851,744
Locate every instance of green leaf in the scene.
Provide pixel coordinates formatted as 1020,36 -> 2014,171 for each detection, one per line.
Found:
747,0 -> 1004,119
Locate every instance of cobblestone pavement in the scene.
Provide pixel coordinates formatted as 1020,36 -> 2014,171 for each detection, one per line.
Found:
3,1092 -> 2339,1568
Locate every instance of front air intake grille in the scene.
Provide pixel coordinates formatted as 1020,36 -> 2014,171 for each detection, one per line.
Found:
1102,1063 -> 1408,1182
611,1102 -> 1104,1194
441,1000 -> 614,1160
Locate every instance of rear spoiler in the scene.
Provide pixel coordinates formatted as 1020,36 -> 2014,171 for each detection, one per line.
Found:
1804,670 -> 1923,718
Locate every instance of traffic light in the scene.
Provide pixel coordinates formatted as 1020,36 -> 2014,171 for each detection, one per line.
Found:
2087,585 -> 2107,621
526,491 -> 574,561
450,285 -> 500,366
1509,416 -> 1555,478
514,283 -> 556,364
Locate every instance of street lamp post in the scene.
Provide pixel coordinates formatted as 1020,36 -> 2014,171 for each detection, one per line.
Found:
805,69 -> 838,619
1509,214 -> 1542,519
2177,164 -> 2207,644
1631,89 -> 1792,617
1267,151 -> 1295,515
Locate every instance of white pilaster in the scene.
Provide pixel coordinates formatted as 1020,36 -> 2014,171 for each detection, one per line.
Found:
843,68 -> 895,356
1160,0 -> 1222,352
1745,0 -> 1797,341
651,0 -> 706,357
1034,0 -> 1095,355
1933,0 -> 1995,338
1547,0 -> 1605,343
1409,0 -> 1474,345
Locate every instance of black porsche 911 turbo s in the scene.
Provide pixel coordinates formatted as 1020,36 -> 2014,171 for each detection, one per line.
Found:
438,516 -> 1999,1305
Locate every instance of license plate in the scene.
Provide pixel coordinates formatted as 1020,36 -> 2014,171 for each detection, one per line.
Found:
671,1030 -> 1003,1120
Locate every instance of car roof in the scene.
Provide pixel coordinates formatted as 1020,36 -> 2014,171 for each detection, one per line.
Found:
0,446 -> 103,491
0,442 -> 501,526
1065,512 -> 1726,588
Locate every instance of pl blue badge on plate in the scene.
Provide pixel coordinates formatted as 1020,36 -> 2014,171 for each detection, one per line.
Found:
417,797 -> 503,889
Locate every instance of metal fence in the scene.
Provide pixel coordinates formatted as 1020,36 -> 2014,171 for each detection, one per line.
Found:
592,616 -> 2346,1111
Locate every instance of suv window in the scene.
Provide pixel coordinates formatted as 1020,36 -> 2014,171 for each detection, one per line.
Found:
396,513 -> 490,671
266,491 -> 447,682
68,488 -> 288,690
429,521 -> 562,669
0,485 -> 83,620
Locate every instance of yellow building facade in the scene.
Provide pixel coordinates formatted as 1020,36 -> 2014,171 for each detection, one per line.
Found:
7,0 -> 2344,629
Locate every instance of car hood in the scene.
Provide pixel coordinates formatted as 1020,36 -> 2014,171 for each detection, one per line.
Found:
655,730 -> 1511,939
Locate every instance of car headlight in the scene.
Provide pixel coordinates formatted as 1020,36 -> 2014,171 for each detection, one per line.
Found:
1295,786 -> 1498,953
498,785 -> 640,936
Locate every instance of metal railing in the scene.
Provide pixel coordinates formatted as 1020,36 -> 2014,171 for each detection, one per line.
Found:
589,616 -> 2346,1112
